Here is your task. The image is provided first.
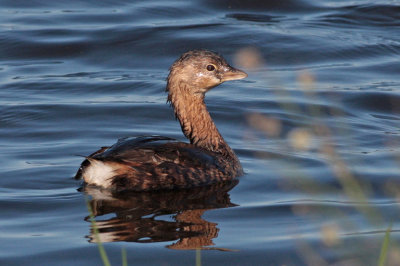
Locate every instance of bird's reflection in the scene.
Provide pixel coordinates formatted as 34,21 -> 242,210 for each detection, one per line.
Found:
82,180 -> 238,250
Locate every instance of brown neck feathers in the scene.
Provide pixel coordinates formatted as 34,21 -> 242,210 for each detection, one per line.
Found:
167,82 -> 236,159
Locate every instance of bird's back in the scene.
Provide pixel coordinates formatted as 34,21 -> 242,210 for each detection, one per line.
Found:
75,136 -> 240,192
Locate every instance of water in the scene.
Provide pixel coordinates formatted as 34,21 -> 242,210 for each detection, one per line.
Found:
1,1 -> 400,265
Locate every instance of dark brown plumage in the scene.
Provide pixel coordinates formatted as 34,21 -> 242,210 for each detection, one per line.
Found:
75,50 -> 247,192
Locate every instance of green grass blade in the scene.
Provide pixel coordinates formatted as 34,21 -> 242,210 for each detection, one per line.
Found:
196,248 -> 201,266
122,247 -> 128,266
378,225 -> 391,266
86,200 -> 111,266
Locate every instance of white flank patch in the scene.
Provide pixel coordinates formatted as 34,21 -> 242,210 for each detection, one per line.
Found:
83,159 -> 115,188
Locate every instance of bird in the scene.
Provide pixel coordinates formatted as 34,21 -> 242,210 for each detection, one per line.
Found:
74,49 -> 247,192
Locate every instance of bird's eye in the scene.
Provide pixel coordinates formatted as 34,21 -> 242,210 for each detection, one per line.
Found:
206,65 -> 215,71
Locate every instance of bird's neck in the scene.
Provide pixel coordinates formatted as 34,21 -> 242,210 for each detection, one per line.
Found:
168,86 -> 237,159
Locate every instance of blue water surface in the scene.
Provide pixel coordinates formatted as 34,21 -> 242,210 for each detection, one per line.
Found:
1,1 -> 400,265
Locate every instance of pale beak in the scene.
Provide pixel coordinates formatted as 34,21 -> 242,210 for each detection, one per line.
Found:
221,66 -> 248,82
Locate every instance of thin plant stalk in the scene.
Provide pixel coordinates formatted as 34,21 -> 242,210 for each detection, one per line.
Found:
378,225 -> 391,266
196,248 -> 201,266
86,200 -> 111,266
122,248 -> 128,266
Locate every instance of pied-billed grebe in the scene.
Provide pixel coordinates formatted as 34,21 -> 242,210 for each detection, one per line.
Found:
75,50 -> 247,192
